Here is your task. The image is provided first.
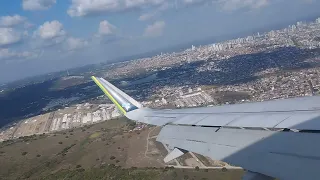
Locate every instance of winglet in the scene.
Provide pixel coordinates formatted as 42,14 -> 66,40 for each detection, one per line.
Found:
91,76 -> 142,114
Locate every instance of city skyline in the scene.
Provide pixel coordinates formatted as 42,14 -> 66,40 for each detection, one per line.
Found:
1,0 -> 320,83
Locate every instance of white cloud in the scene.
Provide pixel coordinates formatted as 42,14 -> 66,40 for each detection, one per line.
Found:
98,20 -> 116,35
68,0 -> 165,17
23,0 -> 56,11
34,20 -> 66,39
67,0 -> 269,17
220,0 -> 269,11
139,12 -> 157,21
0,28 -> 21,46
65,37 -> 88,51
144,20 -> 165,37
0,48 -> 38,61
182,0 -> 207,5
0,15 -> 26,27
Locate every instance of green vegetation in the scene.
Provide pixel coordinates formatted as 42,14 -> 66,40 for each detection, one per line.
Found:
222,167 -> 228,172
110,156 -> 116,160
57,143 -> 76,156
41,166 -> 171,180
314,37 -> 320,41
291,38 -> 303,47
19,135 -> 38,142
89,132 -> 101,139
21,152 -> 28,156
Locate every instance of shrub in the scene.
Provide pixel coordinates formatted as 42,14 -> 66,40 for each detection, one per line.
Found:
77,168 -> 85,172
110,156 -> 116,160
172,171 -> 178,178
221,167 -> 228,172
36,154 -> 41,157
76,165 -> 82,168
195,166 -> 200,171
58,141 -> 63,144
21,152 -> 28,156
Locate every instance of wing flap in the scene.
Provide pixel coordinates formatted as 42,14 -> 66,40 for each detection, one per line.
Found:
157,125 -> 320,180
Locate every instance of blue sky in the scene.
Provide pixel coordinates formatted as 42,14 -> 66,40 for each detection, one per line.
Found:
0,0 -> 320,83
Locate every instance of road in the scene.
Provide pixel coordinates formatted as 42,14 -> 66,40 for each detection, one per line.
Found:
189,152 -> 206,167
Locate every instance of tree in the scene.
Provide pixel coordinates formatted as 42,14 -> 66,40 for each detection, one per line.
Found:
195,166 -> 200,171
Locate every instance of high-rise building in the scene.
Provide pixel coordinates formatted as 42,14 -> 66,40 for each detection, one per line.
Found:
316,18 -> 320,24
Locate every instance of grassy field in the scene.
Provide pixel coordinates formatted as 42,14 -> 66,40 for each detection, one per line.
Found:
0,118 -> 244,180
40,166 -> 244,180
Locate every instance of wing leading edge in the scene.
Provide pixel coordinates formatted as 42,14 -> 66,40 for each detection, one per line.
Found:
92,76 -> 320,180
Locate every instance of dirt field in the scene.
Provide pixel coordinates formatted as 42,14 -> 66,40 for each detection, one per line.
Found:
0,118 -> 244,180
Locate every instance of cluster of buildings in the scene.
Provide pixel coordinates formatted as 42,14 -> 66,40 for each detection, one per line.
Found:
123,18 -> 320,108
49,104 -> 121,131
105,17 -> 320,79
0,102 -> 121,141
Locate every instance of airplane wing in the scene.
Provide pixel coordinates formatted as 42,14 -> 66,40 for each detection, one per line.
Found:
92,76 -> 320,180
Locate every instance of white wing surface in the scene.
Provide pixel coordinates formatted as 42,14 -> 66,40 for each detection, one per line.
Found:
92,76 -> 320,180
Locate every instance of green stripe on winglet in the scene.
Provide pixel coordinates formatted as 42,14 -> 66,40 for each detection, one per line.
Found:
91,76 -> 126,115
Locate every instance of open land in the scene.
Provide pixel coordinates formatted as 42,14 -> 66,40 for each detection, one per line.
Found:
0,118 -> 243,180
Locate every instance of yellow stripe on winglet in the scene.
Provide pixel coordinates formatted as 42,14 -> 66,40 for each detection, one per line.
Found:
91,76 -> 126,115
